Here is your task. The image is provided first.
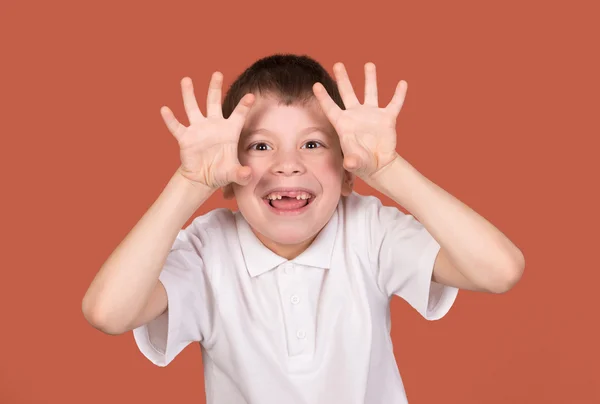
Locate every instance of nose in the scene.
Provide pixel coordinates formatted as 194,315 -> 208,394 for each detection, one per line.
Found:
271,150 -> 306,176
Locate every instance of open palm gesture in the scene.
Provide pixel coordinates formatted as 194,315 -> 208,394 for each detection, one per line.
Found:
161,73 -> 255,189
313,62 -> 406,181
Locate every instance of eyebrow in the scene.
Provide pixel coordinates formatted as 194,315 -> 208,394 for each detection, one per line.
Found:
242,126 -> 334,138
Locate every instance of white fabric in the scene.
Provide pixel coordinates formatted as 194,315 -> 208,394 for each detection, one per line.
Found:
133,191 -> 459,403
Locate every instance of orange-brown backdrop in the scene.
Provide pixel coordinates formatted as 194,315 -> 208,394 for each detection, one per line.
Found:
1,0 -> 598,403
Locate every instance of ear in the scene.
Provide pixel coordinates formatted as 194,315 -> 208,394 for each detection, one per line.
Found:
222,184 -> 235,200
341,169 -> 354,197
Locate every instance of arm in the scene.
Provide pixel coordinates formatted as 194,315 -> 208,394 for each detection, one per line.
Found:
312,62 -> 524,294
370,155 -> 525,294
82,169 -> 214,335
82,73 -> 256,336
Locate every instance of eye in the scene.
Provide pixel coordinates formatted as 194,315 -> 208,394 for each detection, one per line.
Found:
249,142 -> 272,151
302,141 -> 323,149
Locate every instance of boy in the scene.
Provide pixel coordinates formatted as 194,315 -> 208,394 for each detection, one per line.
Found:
82,54 -> 525,403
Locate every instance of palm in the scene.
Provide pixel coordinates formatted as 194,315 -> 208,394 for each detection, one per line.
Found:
313,62 -> 407,179
160,73 -> 255,188
177,119 -> 242,188
333,105 -> 397,175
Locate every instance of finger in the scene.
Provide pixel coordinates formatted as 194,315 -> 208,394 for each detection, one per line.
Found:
364,62 -> 378,107
228,165 -> 253,186
386,80 -> 408,117
228,93 -> 256,131
343,154 -> 361,171
181,77 -> 204,125
160,106 -> 186,141
313,82 -> 343,127
206,72 -> 224,118
333,63 -> 360,108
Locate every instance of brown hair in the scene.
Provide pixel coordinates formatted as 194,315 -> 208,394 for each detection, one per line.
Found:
221,53 -> 345,119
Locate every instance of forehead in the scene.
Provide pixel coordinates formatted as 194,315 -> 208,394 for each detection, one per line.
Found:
241,95 -> 333,136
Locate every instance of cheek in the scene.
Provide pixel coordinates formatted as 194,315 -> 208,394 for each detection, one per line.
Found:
238,152 -> 250,165
240,154 -> 268,174
315,151 -> 342,170
307,155 -> 344,184
248,162 -> 269,180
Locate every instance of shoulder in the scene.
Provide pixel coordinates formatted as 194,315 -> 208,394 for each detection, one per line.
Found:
339,191 -> 408,229
339,191 -> 383,217
190,207 -> 236,233
174,208 -> 236,252
336,192 -> 389,254
338,192 -> 421,255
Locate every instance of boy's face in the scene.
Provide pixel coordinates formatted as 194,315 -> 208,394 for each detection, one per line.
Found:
228,94 -> 353,258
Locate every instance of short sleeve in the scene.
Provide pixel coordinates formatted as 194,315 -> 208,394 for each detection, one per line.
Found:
366,196 -> 458,320
132,227 -> 216,366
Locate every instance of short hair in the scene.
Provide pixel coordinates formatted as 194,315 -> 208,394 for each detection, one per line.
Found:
221,53 -> 345,119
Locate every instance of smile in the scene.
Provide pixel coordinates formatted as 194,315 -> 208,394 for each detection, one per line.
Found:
261,188 -> 316,216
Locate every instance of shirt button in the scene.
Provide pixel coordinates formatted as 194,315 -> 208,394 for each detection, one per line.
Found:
290,295 -> 300,304
296,329 -> 306,339
284,263 -> 294,274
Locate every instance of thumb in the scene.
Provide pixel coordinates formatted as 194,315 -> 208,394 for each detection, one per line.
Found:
343,154 -> 360,171
231,165 -> 253,186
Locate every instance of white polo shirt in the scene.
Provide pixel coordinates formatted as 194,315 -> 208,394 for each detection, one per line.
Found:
133,191 -> 458,404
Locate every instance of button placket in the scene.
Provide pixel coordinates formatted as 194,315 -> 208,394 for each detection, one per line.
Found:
279,262 -> 311,355
283,262 -> 294,275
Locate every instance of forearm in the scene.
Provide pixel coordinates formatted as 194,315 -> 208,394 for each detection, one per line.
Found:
82,168 -> 214,331
370,155 -> 524,290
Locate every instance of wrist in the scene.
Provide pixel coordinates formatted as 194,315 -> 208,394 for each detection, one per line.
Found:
367,154 -> 418,199
175,166 -> 216,194
172,168 -> 216,205
366,153 -> 404,188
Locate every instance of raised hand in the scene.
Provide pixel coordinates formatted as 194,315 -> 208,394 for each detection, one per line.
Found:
312,62 -> 406,181
161,72 -> 255,189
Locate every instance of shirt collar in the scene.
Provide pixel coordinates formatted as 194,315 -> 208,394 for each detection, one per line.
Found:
235,209 -> 339,278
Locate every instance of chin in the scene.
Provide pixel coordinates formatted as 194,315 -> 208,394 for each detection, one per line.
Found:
236,189 -> 340,247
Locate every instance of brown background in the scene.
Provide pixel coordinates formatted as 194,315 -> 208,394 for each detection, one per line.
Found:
1,0 -> 598,403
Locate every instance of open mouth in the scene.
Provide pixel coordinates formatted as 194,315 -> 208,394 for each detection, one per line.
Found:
262,189 -> 316,214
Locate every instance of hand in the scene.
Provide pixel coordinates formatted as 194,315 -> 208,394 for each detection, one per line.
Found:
160,72 -> 256,189
312,62 -> 406,181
